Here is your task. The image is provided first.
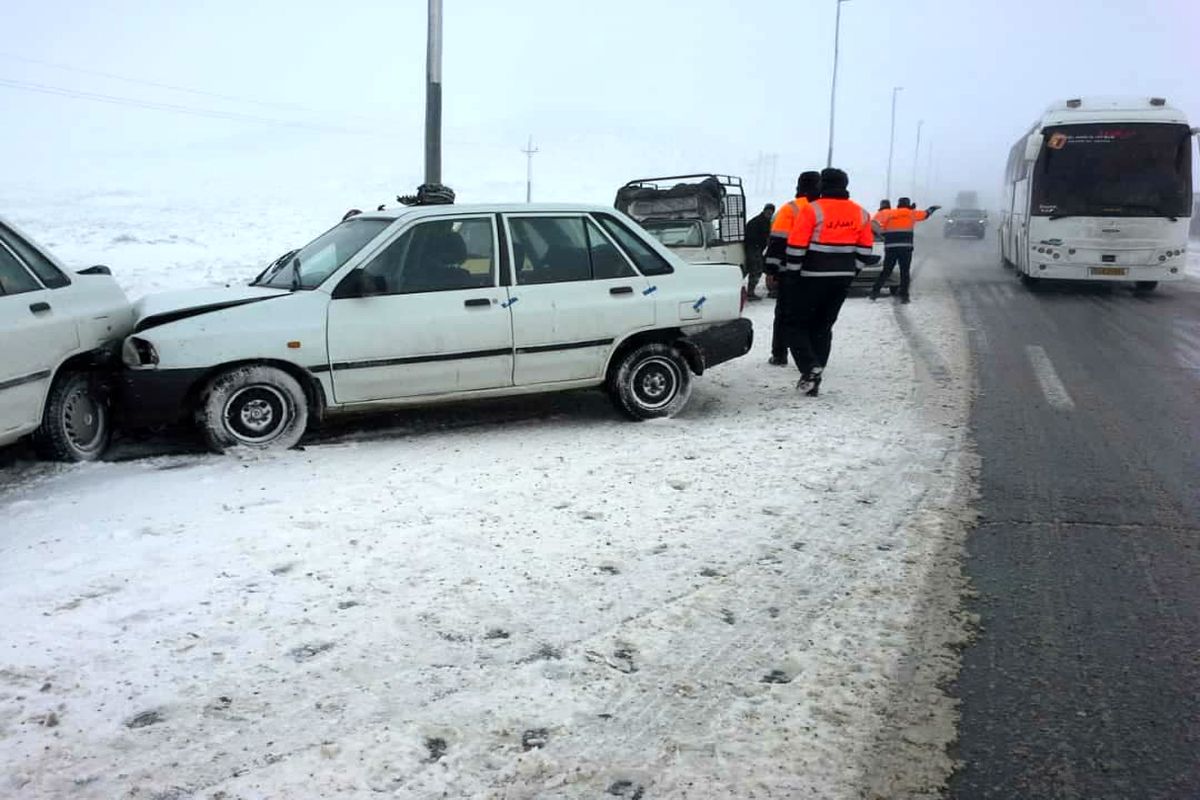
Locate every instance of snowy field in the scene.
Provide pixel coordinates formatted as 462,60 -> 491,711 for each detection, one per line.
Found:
0,200 -> 974,799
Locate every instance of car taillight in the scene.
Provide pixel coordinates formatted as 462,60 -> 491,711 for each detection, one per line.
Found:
740,286 -> 747,313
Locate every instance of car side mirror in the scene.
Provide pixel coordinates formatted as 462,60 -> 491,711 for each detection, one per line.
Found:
77,265 -> 112,276
332,269 -> 371,299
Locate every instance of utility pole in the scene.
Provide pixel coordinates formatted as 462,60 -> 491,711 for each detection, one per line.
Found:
925,137 -> 934,198
825,0 -> 850,168
886,86 -> 902,202
911,119 -> 924,197
424,0 -> 443,186
521,135 -> 539,203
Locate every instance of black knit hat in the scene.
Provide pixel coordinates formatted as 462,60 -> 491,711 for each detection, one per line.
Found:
820,168 -> 849,191
878,200 -> 891,210
796,171 -> 822,195
897,196 -> 912,208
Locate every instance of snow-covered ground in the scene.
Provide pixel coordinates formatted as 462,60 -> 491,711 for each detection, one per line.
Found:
0,204 -> 974,798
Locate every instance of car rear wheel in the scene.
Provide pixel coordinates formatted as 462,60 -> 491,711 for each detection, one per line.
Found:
1134,281 -> 1159,292
608,343 -> 693,421
197,365 -> 308,453
35,371 -> 111,462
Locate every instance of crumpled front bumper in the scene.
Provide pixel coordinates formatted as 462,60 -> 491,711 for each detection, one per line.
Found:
115,367 -> 208,429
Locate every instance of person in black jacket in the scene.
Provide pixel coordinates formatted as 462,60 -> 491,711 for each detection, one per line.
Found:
743,204 -> 774,300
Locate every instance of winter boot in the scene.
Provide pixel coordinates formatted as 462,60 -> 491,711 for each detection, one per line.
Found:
796,366 -> 824,395
768,355 -> 788,366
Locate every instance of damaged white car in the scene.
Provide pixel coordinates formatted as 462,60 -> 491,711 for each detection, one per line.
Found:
118,204 -> 752,452
0,218 -> 134,461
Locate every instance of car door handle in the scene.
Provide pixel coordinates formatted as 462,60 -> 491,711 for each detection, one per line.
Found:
29,302 -> 51,314
464,298 -> 491,308
609,286 -> 634,295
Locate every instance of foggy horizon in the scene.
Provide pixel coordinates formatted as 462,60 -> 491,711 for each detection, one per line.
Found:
3,0 -> 1199,216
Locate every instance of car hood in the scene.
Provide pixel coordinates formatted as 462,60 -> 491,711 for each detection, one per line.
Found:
133,285 -> 291,333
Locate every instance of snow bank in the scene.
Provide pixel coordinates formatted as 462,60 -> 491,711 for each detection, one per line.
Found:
0,209 -> 973,798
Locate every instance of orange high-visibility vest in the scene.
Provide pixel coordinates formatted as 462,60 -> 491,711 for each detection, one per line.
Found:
784,197 -> 875,278
764,197 -> 811,270
877,207 -> 929,249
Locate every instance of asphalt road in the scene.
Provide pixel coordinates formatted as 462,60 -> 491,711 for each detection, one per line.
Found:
923,234 -> 1200,799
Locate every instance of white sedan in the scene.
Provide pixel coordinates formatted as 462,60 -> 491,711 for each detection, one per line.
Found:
0,218 -> 135,460
118,204 -> 752,452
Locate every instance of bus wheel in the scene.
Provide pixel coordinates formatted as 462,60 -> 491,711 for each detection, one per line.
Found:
1019,271 -> 1040,288
1134,281 -> 1158,293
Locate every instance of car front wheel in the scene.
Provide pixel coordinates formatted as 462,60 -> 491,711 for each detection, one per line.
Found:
197,365 -> 308,453
35,371 -> 111,462
609,343 -> 693,421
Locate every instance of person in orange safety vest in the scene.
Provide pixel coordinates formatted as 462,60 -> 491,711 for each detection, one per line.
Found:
869,196 -> 940,302
780,167 -> 880,396
763,171 -> 822,366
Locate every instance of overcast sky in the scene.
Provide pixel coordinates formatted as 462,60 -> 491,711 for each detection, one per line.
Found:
3,0 -> 1198,213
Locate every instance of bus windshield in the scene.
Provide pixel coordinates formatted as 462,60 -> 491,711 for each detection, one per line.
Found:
1030,123 -> 1192,218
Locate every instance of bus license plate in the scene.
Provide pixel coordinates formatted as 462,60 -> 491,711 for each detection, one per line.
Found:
1090,267 -> 1127,276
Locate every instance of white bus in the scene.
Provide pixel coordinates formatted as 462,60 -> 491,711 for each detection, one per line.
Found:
1000,97 -> 1196,291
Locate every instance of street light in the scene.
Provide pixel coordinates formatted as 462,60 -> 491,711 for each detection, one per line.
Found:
885,86 -> 902,202
911,119 -> 924,197
424,0 -> 443,187
825,0 -> 851,169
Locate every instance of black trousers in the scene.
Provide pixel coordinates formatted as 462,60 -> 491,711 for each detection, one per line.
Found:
771,276 -> 787,360
778,273 -> 854,374
744,250 -> 765,294
871,247 -> 913,297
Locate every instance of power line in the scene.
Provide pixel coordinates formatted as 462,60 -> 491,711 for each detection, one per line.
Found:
0,76 -> 372,135
0,51 -> 383,123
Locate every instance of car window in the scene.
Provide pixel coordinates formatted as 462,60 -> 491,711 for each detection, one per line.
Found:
585,219 -> 637,280
594,213 -> 675,276
642,220 -> 704,248
509,217 -> 592,285
0,224 -> 69,289
0,244 -> 42,296
360,217 -> 495,295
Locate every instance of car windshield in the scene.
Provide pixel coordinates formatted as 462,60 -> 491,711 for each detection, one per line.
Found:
640,220 -> 704,247
950,209 -> 985,219
1031,122 -> 1193,218
254,217 -> 392,289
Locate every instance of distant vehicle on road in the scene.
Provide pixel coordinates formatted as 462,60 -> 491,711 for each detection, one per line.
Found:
1000,96 -> 1195,291
615,174 -> 747,271
945,209 -> 989,239
0,218 -> 134,461
118,204 -> 752,452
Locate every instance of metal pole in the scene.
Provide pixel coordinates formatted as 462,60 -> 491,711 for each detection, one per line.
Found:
825,0 -> 848,168
925,137 -> 934,197
521,135 -> 539,203
424,0 -> 443,186
886,86 -> 902,202
911,119 -> 924,197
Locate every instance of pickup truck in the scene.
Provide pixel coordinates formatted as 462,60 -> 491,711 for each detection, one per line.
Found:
615,174 -> 747,270
117,204 -> 753,452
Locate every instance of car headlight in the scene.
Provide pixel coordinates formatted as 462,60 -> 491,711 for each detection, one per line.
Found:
122,336 -> 159,368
